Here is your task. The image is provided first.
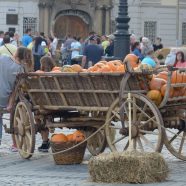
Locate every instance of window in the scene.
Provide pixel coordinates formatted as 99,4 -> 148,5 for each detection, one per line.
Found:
182,22 -> 186,45
144,21 -> 157,43
6,14 -> 18,25
23,17 -> 37,34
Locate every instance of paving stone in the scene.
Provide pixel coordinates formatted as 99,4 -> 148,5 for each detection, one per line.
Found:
0,114 -> 185,186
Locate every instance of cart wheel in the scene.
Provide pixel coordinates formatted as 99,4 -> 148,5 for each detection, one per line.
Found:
85,127 -> 107,156
164,123 -> 186,160
105,93 -> 164,153
13,101 -> 35,159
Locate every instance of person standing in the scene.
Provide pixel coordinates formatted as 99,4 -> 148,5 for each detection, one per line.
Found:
153,37 -> 163,52
0,35 -> 17,56
105,34 -> 115,57
63,34 -> 75,65
81,35 -> 104,68
0,47 -> 33,147
0,31 -> 4,46
131,41 -> 144,61
22,28 -> 33,47
70,37 -> 81,65
174,51 -> 186,68
32,36 -> 44,71
101,35 -> 109,52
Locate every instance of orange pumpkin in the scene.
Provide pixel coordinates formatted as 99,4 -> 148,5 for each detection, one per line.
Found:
71,64 -> 83,72
50,70 -> 62,73
107,62 -> 117,71
161,84 -> 174,98
182,73 -> 186,83
51,133 -> 68,143
82,69 -> 88,72
171,71 -> 183,84
61,65 -> 75,72
155,71 -> 168,81
123,54 -> 139,69
149,78 -> 167,91
72,130 -> 85,142
87,66 -> 95,72
98,60 -> 107,65
147,90 -> 162,106
115,64 -> 125,72
66,134 -> 74,142
97,64 -> 112,72
52,66 -> 61,71
110,60 -> 122,66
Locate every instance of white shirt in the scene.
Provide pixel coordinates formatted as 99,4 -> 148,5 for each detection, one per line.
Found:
71,41 -> 81,59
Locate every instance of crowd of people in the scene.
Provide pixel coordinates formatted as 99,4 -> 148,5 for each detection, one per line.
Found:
0,28 -> 186,153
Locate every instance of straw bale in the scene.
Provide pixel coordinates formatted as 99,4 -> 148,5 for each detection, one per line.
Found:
88,151 -> 168,183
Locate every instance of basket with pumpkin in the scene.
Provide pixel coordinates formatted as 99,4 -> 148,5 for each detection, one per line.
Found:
50,130 -> 86,165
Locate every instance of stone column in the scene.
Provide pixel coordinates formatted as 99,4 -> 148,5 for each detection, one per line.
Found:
43,6 -> 49,34
105,5 -> 112,35
94,7 -> 102,35
38,3 -> 45,32
38,0 -> 54,35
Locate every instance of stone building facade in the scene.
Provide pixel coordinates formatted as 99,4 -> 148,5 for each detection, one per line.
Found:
1,0 -> 186,47
38,0 -> 113,39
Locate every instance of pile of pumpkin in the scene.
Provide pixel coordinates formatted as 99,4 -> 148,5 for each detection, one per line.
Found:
121,54 -> 186,106
147,71 -> 186,106
35,60 -> 125,73
51,130 -> 85,143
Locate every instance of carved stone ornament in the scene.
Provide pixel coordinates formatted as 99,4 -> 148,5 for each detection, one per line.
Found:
38,0 -> 54,8
89,0 -> 96,8
64,0 -> 86,9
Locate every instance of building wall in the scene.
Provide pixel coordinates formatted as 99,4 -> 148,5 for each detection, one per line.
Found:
0,0 -> 39,37
1,0 -> 186,47
112,0 -> 186,47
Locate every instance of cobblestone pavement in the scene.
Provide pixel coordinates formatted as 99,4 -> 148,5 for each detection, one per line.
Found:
0,114 -> 186,186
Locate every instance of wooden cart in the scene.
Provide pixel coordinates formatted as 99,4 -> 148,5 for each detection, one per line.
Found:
6,65 -> 186,161
117,65 -> 186,161
8,72 -> 123,159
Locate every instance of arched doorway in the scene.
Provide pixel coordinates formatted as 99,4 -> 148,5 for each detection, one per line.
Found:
54,15 -> 89,39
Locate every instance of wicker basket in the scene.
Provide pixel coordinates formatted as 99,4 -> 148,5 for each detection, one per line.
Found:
51,141 -> 87,165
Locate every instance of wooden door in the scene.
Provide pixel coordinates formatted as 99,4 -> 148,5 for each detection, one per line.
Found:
54,15 -> 89,39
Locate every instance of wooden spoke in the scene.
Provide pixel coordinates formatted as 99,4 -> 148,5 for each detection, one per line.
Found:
132,97 -> 137,123
112,135 -> 126,145
168,130 -> 182,144
139,129 -> 159,135
17,106 -> 24,123
26,131 -> 32,142
140,134 -> 156,151
137,104 -> 147,123
178,132 -> 186,154
137,137 -> 144,152
15,117 -> 22,126
111,109 -> 120,120
133,103 -> 157,124
139,116 -> 157,128
123,141 -> 129,151
25,126 -> 31,131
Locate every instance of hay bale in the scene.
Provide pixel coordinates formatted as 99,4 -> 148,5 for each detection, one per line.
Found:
88,151 -> 169,184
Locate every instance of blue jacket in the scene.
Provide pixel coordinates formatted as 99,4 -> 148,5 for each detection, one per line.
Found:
133,48 -> 144,61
